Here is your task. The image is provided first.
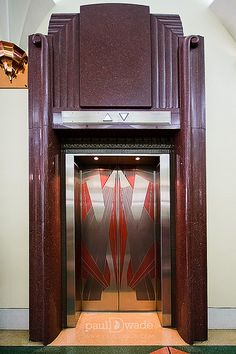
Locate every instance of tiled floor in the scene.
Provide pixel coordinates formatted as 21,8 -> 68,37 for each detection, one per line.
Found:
50,312 -> 186,346
198,330 -> 236,346
0,312 -> 236,347
0,330 -> 42,346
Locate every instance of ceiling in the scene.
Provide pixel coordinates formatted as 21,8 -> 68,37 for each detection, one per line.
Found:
0,0 -> 235,53
210,0 -> 236,42
0,0 -> 55,50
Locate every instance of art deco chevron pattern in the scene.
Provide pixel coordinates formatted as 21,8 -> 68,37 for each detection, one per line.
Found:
81,168 -> 156,302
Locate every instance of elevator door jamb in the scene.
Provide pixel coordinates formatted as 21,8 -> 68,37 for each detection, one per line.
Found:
65,154 -> 77,327
64,153 -> 171,328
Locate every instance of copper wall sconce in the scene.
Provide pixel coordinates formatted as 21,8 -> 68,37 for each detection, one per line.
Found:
0,40 -> 28,88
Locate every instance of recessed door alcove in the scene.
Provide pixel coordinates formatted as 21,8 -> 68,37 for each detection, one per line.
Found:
63,146 -> 173,329
28,4 -> 207,345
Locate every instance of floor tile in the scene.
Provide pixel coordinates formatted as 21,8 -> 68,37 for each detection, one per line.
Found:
0,330 -> 42,346
50,312 -> 187,346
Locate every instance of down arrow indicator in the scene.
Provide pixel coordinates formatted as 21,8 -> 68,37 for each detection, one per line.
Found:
119,113 -> 129,121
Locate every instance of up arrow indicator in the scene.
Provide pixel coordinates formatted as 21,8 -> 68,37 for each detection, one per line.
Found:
119,113 -> 129,121
103,113 -> 112,121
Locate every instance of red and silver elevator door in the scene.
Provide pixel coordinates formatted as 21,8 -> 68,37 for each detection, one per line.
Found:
80,167 -> 157,311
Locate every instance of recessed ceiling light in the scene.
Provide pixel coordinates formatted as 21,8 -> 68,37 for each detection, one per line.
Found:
94,156 -> 99,161
135,157 -> 140,161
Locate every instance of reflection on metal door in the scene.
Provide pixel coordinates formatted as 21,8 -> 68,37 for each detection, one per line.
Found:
81,168 -> 156,311
81,169 -> 118,311
118,169 -> 156,310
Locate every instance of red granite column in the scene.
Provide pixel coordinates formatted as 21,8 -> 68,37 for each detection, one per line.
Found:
28,33 -> 61,344
175,35 -> 207,343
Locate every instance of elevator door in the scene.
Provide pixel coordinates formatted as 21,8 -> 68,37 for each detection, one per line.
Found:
80,167 -> 157,311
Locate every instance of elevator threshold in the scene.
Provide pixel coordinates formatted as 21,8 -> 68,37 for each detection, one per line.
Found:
50,312 -> 186,346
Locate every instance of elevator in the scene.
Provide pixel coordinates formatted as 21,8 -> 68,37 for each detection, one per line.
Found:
64,152 -> 172,328
29,3 -> 207,344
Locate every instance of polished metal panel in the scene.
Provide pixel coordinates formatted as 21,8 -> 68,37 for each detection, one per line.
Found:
159,154 -> 171,326
81,168 -> 119,311
118,168 -> 157,311
79,166 -> 157,311
74,164 -> 82,313
65,154 -> 77,327
54,110 -> 171,126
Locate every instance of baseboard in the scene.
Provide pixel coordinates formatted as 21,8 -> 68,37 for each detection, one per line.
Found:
0,308 -> 29,330
208,307 -> 236,329
0,307 -> 236,330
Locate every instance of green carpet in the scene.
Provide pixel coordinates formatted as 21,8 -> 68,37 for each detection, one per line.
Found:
0,347 -> 236,354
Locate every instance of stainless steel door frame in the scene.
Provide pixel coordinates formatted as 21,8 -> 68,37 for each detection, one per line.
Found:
64,152 -> 172,327
159,154 -> 171,326
65,154 -> 77,327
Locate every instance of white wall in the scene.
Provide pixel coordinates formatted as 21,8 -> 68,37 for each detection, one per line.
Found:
36,0 -> 236,309
1,0 -> 236,318
0,89 -> 29,308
